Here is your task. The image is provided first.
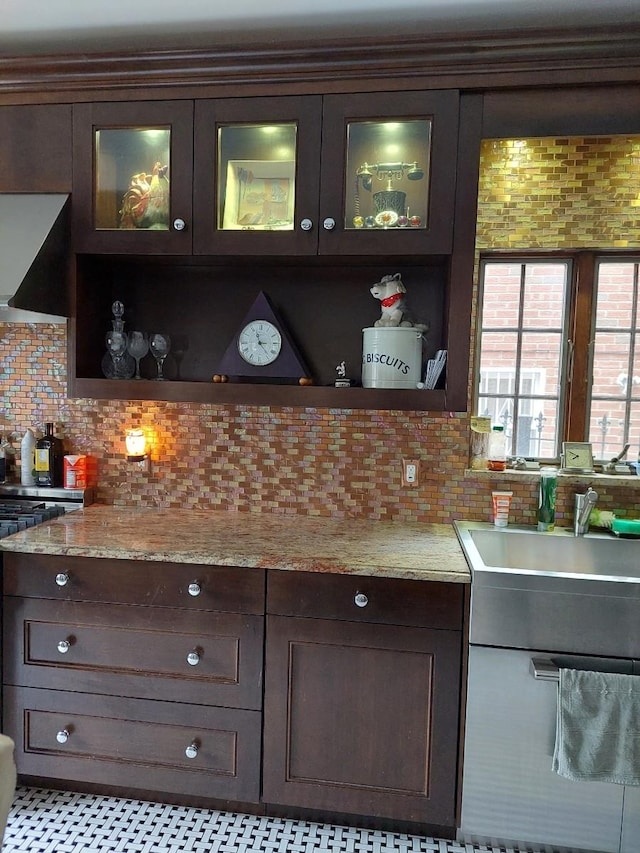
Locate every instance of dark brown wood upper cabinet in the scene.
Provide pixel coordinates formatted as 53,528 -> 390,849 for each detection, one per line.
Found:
72,100 -> 194,255
0,104 -> 72,193
193,96 -> 322,256
319,90 -> 459,256
72,91 -> 458,259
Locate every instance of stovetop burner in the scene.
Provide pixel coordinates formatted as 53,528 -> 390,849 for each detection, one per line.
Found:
0,499 -> 66,540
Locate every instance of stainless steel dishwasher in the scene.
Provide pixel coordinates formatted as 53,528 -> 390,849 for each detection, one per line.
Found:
454,521 -> 640,853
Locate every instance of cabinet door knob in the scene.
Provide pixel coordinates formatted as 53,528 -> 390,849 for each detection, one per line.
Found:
173,218 -> 187,231
187,650 -> 201,666
57,639 -> 72,654
300,218 -> 313,231
185,742 -> 199,759
323,217 -> 336,231
354,592 -> 369,608
187,581 -> 201,597
56,729 -> 70,744
55,572 -> 70,587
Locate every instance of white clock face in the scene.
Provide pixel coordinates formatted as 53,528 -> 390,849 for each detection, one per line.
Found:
238,320 -> 282,366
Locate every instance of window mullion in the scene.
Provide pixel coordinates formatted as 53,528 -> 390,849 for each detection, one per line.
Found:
565,252 -> 596,441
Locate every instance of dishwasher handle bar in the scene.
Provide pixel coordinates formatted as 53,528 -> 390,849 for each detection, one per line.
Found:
530,657 -> 560,681
530,656 -> 636,682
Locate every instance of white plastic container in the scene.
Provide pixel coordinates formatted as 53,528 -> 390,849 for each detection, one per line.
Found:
20,428 -> 36,486
361,327 -> 423,389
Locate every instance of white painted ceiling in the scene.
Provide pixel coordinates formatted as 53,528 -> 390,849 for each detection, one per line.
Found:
2,0 -> 640,56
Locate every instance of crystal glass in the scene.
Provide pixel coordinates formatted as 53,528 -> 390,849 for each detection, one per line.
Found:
105,328 -> 128,371
149,333 -> 171,380
127,331 -> 149,379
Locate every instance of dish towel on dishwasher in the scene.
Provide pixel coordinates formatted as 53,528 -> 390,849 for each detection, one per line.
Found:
552,668 -> 640,785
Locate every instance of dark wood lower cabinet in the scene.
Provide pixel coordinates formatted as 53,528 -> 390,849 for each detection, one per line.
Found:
2,555 -> 465,831
262,614 -> 462,826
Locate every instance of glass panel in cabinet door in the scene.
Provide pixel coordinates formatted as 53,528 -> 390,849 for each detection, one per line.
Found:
345,120 -> 431,232
94,127 -> 171,231
217,123 -> 297,232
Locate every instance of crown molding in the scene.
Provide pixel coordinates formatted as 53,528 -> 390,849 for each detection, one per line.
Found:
1,25 -> 639,101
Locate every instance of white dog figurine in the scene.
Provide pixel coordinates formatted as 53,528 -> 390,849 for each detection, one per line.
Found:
370,273 -> 427,331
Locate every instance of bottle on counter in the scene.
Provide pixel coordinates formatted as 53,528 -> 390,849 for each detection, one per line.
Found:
20,428 -> 36,486
0,439 -> 5,484
487,425 -> 507,471
1,433 -> 16,482
34,422 -> 65,487
537,468 -> 558,532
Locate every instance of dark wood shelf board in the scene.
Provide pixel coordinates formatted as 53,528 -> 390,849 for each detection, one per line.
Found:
70,378 -> 446,412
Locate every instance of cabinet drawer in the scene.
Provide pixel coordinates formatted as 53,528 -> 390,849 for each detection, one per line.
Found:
3,553 -> 265,614
4,685 -> 261,804
267,570 -> 463,629
4,598 -> 263,709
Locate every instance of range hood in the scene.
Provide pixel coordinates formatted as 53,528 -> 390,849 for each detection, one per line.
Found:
0,193 -> 71,324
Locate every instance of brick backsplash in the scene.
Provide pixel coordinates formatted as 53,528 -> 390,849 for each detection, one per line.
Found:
3,321 -> 639,523
2,136 -> 640,523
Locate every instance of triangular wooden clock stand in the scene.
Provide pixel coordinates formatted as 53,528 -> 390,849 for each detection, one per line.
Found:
213,290 -> 312,385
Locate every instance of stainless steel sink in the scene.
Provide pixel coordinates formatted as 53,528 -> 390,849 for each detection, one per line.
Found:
454,521 -> 640,583
454,520 -> 640,658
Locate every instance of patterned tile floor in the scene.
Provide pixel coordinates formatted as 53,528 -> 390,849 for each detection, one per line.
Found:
4,787 -> 541,853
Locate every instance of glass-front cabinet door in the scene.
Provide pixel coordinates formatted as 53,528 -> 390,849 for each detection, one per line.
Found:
73,101 -> 194,253
319,90 -> 460,255
193,97 -> 322,255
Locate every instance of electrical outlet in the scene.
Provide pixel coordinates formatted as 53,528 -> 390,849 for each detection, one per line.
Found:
402,458 -> 419,486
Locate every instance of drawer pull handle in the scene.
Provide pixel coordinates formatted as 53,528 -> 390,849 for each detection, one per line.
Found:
57,639 -> 72,654
187,582 -> 201,597
187,650 -> 201,666
55,572 -> 70,587
56,729 -> 70,744
185,742 -> 199,759
354,592 -> 369,608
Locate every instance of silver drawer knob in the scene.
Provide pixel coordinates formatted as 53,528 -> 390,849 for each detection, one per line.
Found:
57,639 -> 71,654
56,729 -> 70,744
300,218 -> 313,231
185,742 -> 199,759
187,582 -> 201,597
172,218 -> 186,231
323,217 -> 336,231
55,572 -> 69,587
187,650 -> 200,666
354,592 -> 369,608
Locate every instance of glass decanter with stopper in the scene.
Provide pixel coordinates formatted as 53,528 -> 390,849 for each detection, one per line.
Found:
102,300 -> 135,379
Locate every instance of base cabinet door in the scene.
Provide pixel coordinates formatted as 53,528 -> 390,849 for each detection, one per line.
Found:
262,615 -> 461,826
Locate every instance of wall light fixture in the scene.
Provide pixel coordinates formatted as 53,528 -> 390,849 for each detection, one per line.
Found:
125,428 -> 150,471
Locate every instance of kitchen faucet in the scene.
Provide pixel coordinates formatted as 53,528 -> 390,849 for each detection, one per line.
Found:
574,487 -> 598,536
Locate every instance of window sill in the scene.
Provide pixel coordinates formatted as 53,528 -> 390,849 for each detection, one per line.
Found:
464,468 -> 640,488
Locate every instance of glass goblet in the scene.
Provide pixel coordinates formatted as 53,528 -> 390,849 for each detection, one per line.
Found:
127,331 -> 149,379
149,333 -> 171,380
105,329 -> 128,374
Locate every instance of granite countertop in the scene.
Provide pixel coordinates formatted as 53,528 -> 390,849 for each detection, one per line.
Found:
0,505 -> 470,583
